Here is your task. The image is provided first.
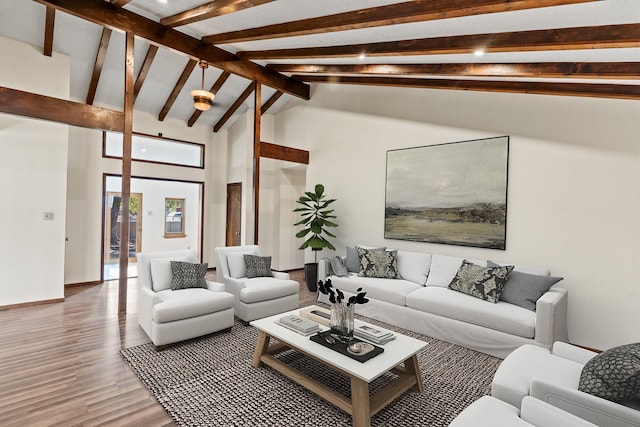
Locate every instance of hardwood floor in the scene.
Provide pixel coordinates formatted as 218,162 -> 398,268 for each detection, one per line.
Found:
0,269 -> 314,426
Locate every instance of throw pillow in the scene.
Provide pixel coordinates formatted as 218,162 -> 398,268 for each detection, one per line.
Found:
170,261 -> 208,290
488,260 -> 563,311
346,245 -> 386,272
356,247 -> 401,279
329,256 -> 349,277
448,260 -> 514,303
578,343 -> 640,402
244,254 -> 273,278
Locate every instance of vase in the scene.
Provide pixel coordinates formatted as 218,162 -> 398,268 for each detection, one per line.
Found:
329,302 -> 355,343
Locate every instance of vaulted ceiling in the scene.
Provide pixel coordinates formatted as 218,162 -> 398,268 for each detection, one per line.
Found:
1,0 -> 638,132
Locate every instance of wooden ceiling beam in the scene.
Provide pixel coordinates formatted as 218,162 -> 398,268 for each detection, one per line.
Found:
0,86 -> 124,131
204,0 -> 595,44
261,91 -> 283,114
133,45 -> 159,101
43,7 -> 55,57
86,27 -> 112,105
187,71 -> 231,127
109,0 -> 132,7
36,0 -> 309,100
269,62 -> 640,79
158,59 -> 198,121
295,75 -> 640,100
238,23 -> 640,59
161,0 -> 273,28
214,82 -> 255,132
260,141 -> 309,164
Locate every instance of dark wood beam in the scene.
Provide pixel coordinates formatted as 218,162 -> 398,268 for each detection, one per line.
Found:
187,71 -> 231,127
269,62 -> 640,80
0,86 -> 124,131
261,91 -> 283,114
119,31 -> 135,315
203,0 -> 594,44
43,7 -> 55,57
158,59 -> 197,121
214,82 -> 255,132
161,0 -> 273,28
253,83 -> 261,245
36,0 -> 309,100
260,142 -> 309,164
238,23 -> 640,59
86,27 -> 112,105
133,45 -> 158,101
295,75 -> 640,100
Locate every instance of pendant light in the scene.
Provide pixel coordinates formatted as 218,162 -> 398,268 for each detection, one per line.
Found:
191,60 -> 214,111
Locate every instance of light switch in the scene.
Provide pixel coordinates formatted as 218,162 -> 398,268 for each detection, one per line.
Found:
44,212 -> 55,220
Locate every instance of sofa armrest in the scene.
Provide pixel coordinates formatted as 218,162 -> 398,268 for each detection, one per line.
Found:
318,259 -> 329,282
552,342 -> 597,364
530,378 -> 640,427
521,396 -> 598,427
206,280 -> 226,292
535,288 -> 569,347
272,271 -> 290,280
138,286 -> 160,336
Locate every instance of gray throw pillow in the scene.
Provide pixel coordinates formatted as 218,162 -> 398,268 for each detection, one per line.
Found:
345,246 -> 360,273
488,261 -> 563,311
329,256 -> 348,277
170,261 -> 208,290
356,247 -> 401,279
243,254 -> 273,278
448,260 -> 514,303
578,343 -> 640,402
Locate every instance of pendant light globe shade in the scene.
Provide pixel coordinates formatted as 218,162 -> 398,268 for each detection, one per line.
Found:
191,89 -> 214,111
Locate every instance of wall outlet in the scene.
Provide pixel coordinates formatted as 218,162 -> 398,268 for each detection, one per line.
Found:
43,212 -> 55,220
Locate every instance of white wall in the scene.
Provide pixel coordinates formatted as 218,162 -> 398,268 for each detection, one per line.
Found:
0,36 -> 70,305
275,84 -> 640,351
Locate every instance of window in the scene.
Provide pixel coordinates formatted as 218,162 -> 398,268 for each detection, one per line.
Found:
103,131 -> 204,168
165,198 -> 186,238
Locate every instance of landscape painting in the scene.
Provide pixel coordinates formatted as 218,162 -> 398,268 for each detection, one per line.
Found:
385,136 -> 509,249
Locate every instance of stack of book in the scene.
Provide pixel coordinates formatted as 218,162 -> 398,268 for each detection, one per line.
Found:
277,314 -> 320,336
354,324 -> 396,345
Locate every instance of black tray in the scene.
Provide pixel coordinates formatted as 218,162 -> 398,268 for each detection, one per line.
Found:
310,331 -> 384,363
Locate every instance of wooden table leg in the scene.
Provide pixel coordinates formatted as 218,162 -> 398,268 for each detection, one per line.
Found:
405,354 -> 424,392
252,331 -> 270,368
351,376 -> 371,427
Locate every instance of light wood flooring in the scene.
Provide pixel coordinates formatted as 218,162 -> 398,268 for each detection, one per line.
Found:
0,269 -> 314,426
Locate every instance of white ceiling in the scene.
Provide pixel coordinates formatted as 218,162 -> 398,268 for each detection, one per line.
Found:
0,0 -> 638,131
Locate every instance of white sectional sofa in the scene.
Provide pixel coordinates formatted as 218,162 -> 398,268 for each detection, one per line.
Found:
318,247 -> 568,359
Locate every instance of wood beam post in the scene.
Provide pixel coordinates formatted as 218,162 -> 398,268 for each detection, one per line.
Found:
43,7 -> 55,57
253,82 -> 261,245
118,32 -> 134,315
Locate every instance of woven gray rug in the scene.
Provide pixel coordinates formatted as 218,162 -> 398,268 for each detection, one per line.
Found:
121,317 -> 501,426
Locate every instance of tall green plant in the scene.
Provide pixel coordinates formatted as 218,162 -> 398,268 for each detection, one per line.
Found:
294,184 -> 338,263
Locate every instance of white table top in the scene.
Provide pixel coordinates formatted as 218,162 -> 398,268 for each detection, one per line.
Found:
250,307 -> 428,383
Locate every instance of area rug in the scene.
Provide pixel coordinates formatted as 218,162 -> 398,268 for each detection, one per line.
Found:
121,317 -> 501,426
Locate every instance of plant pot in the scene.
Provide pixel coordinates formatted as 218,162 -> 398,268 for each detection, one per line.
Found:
304,262 -> 318,292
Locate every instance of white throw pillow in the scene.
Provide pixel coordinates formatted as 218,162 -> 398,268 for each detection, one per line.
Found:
396,251 -> 432,285
150,254 -> 194,292
425,254 -> 487,288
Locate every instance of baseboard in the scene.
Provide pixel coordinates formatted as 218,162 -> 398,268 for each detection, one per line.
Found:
65,280 -> 103,287
0,297 -> 65,311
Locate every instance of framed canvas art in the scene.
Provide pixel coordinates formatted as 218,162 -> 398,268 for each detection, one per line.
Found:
385,136 -> 509,249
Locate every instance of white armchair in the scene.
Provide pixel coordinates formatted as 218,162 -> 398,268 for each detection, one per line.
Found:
215,245 -> 299,322
491,342 -> 640,427
137,249 -> 235,347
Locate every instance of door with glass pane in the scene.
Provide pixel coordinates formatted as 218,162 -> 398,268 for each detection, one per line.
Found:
104,192 -> 142,273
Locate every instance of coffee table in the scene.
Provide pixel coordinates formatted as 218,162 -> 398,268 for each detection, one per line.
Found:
250,307 -> 427,427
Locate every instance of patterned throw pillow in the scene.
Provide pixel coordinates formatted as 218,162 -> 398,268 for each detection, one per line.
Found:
170,261 -> 208,290
578,343 -> 640,402
243,254 -> 273,278
448,260 -> 514,303
356,247 -> 401,279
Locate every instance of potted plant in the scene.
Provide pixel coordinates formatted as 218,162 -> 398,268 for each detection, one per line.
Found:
294,184 -> 338,291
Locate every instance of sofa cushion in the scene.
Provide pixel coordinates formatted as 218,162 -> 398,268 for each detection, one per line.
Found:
406,286 -> 536,338
239,277 -> 299,304
357,247 -> 401,279
149,254 -> 196,292
425,254 -> 487,288
449,261 -> 514,303
153,289 -> 234,323
488,261 -> 563,311
170,261 -> 208,290
329,274 -> 422,306
396,251 -> 431,286
244,254 -> 273,278
578,342 -> 640,402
